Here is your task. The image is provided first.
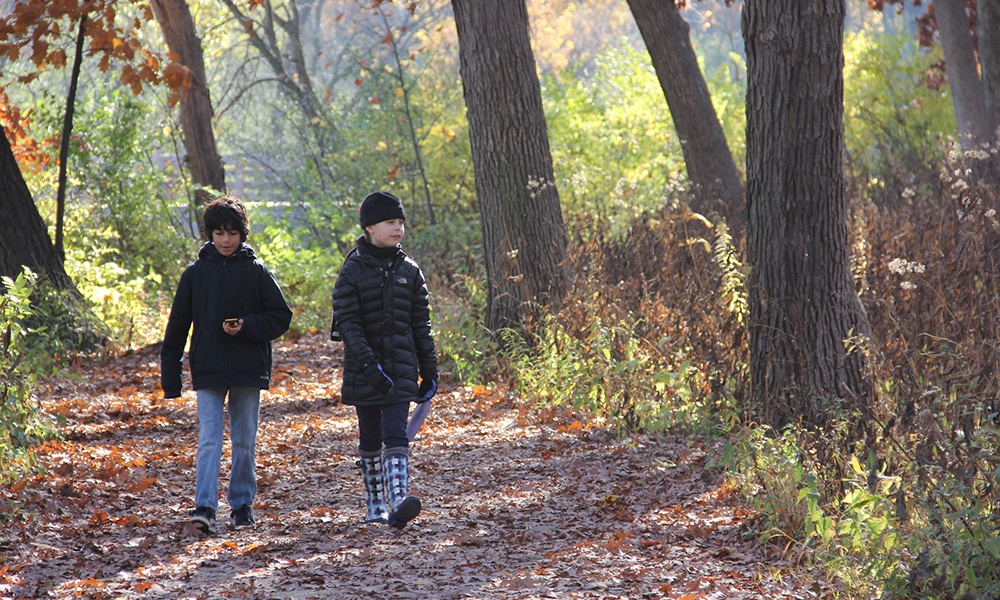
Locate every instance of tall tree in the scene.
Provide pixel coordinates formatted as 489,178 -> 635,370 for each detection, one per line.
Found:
933,2 -> 995,156
743,0 -> 873,428
0,124 -> 78,296
626,0 -> 744,225
452,0 -> 571,335
150,0 -> 226,220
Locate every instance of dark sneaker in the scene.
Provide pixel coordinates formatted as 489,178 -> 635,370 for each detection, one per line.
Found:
189,506 -> 217,535
231,504 -> 255,528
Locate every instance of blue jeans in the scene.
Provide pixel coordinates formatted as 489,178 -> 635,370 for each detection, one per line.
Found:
195,386 -> 260,511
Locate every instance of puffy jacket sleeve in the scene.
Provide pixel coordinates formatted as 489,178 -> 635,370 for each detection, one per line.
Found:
160,267 -> 194,398
235,263 -> 292,343
333,259 -> 376,368
410,266 -> 437,380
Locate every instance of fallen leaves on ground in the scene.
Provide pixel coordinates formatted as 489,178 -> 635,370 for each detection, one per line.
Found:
0,333 -> 836,599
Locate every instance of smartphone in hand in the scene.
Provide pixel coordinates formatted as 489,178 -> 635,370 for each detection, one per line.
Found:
224,318 -> 240,328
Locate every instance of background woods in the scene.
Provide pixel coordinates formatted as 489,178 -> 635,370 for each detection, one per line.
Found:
3,0 -> 1000,598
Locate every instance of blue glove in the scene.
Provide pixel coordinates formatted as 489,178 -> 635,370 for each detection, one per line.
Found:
364,362 -> 394,396
417,378 -> 437,403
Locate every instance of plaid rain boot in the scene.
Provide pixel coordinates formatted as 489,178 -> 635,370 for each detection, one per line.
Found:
358,449 -> 389,524
383,447 -> 421,530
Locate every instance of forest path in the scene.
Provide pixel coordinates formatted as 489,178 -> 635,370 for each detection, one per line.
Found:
1,333 -> 829,599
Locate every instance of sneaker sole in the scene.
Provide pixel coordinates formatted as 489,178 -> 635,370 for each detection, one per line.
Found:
190,519 -> 217,536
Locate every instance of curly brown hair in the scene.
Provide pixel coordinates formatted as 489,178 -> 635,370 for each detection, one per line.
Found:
203,194 -> 250,242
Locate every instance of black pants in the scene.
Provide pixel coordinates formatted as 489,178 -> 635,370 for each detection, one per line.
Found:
356,402 -> 409,453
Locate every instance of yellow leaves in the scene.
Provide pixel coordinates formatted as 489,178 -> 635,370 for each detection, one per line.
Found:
439,125 -> 457,143
376,140 -> 388,151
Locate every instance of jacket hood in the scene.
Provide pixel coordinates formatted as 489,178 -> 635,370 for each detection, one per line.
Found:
198,241 -> 256,261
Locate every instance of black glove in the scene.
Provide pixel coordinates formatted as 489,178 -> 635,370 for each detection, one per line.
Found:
418,378 -> 438,403
364,362 -> 394,396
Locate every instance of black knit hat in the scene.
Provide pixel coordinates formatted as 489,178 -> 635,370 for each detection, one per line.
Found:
359,191 -> 406,228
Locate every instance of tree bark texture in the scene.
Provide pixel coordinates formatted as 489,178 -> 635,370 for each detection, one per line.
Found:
626,0 -> 744,225
452,0 -> 570,335
0,125 -> 78,294
934,1 -> 994,152
743,0 -> 872,429
150,0 -> 226,222
977,0 -> 1000,140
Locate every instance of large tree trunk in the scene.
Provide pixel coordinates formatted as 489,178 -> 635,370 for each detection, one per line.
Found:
452,0 -> 570,335
934,2 -> 995,155
0,124 -> 79,295
626,0 -> 744,225
150,0 -> 226,229
743,0 -> 872,429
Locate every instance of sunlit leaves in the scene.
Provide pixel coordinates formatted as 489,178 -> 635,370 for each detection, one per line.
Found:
0,0 -> 167,99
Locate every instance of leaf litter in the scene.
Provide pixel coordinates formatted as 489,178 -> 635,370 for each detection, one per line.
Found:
1,332 -> 835,599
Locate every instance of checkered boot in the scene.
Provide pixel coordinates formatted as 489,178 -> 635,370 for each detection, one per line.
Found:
358,449 -> 389,524
383,447 -> 421,530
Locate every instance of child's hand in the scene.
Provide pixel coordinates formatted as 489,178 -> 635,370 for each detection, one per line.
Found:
417,378 -> 437,403
364,363 -> 394,396
223,318 -> 243,335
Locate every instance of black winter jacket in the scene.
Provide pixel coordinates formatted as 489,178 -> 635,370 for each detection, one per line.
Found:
161,242 -> 292,398
333,237 -> 437,407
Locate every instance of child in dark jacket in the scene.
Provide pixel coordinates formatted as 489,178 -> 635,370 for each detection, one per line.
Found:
161,195 -> 293,535
332,191 -> 438,529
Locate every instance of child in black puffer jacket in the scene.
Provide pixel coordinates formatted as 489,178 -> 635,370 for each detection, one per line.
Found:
161,195 -> 292,535
332,191 -> 438,529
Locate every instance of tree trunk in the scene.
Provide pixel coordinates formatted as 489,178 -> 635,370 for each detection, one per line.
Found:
0,124 -> 79,295
626,0 -> 744,226
150,0 -> 226,229
743,0 -> 872,429
934,1 -> 994,154
978,0 -> 1000,139
452,0 -> 571,335
54,11 -> 88,263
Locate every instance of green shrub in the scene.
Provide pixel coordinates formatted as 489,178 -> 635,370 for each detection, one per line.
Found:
0,269 -> 61,486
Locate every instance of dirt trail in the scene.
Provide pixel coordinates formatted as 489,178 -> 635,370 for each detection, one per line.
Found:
0,333 -> 826,599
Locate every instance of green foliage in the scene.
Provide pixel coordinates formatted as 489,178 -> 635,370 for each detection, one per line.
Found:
843,28 -> 953,202
502,310 -> 698,432
718,426 -> 904,598
543,41 -> 686,240
252,223 -> 350,335
23,88 -> 193,349
0,269 -> 60,485
431,274 -> 497,385
495,207 -> 745,435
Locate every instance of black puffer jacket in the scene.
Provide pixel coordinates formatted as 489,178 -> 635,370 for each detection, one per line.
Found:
333,237 -> 437,406
161,242 -> 293,398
